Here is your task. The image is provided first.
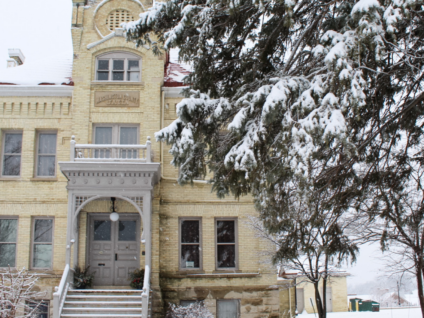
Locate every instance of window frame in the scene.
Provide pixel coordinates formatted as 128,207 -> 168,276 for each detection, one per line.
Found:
216,299 -> 240,318
0,216 -> 18,268
1,130 -> 23,178
31,217 -> 54,270
94,52 -> 141,82
92,124 -> 140,145
215,218 -> 238,270
34,130 -> 58,178
179,217 -> 203,271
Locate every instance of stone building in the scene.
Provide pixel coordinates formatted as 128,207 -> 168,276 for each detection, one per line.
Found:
0,0 -> 296,317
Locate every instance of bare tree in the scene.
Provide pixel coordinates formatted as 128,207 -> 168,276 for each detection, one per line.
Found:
0,267 -> 46,318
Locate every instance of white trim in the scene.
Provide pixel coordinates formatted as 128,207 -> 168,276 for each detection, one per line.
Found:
162,86 -> 188,98
0,86 -> 73,97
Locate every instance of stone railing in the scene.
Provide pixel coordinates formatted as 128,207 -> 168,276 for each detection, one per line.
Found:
53,264 -> 73,318
70,136 -> 152,163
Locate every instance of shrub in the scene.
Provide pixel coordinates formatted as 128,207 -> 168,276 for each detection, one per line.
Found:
166,301 -> 213,318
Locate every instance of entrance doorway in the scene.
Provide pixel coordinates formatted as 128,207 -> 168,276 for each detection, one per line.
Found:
88,214 -> 140,286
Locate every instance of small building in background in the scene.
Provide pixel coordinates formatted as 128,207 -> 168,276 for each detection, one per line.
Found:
349,297 -> 380,312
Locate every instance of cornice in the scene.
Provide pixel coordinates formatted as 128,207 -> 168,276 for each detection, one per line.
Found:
0,85 -> 74,97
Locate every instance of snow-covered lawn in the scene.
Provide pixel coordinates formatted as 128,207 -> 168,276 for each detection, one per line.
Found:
298,308 -> 422,318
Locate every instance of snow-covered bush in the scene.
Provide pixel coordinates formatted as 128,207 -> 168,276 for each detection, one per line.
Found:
0,267 -> 45,318
166,301 -> 213,318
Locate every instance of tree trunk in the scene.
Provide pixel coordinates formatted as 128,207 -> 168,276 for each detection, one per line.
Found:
416,256 -> 424,318
314,282 -> 326,318
323,277 -> 327,317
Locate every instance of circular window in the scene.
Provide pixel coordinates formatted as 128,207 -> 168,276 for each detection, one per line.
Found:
106,10 -> 134,31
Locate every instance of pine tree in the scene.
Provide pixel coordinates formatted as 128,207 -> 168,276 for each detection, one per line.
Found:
125,0 -> 424,316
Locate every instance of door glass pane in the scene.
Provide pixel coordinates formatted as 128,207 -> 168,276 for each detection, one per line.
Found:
38,156 -> 55,176
38,134 -> 56,154
181,245 -> 200,268
120,127 -> 137,144
217,245 -> 235,268
118,220 -> 136,241
217,300 -> 239,318
94,220 -> 111,241
217,221 -> 235,243
181,221 -> 199,243
4,134 -> 22,153
34,219 -> 53,243
95,127 -> 113,144
0,244 -> 16,267
0,219 -> 17,242
33,244 -> 52,268
3,155 -> 21,176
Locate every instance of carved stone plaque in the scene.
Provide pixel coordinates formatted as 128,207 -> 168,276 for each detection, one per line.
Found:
95,91 -> 140,107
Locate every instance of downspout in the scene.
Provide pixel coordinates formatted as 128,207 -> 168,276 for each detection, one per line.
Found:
289,284 -> 292,318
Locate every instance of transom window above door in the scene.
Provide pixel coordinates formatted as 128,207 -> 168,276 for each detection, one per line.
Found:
96,52 -> 141,82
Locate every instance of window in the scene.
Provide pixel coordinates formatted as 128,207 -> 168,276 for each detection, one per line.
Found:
216,219 -> 238,269
179,218 -> 202,270
106,9 -> 134,31
32,218 -> 54,269
2,132 -> 22,176
96,52 -> 141,82
36,132 -> 57,177
27,300 -> 49,318
180,300 -> 197,307
0,218 -> 18,267
93,124 -> 139,158
217,299 -> 240,318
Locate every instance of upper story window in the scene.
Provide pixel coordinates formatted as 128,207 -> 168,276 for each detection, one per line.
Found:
96,52 -> 141,82
216,219 -> 238,269
1,131 -> 22,177
179,218 -> 202,270
36,131 -> 57,177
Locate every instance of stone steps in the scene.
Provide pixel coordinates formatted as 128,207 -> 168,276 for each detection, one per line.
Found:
60,289 -> 143,318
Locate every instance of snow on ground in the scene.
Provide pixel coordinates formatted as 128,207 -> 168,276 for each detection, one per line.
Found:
298,308 -> 422,318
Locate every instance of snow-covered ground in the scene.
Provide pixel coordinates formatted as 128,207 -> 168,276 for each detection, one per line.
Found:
298,308 -> 421,318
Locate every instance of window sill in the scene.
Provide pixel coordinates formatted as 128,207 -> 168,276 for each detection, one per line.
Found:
30,177 -> 58,182
176,270 -> 205,275
91,81 -> 145,87
0,177 -> 21,181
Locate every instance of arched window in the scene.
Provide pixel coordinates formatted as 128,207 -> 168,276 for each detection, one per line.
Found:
96,52 -> 141,82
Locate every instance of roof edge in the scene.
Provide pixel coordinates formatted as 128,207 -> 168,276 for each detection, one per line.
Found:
162,86 -> 189,98
0,85 -> 74,97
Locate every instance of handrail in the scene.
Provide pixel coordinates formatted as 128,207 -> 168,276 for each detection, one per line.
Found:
53,264 -> 72,318
142,265 -> 150,318
69,136 -> 152,163
75,144 -> 148,149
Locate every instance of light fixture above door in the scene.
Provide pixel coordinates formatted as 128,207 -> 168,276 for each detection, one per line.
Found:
110,197 -> 119,221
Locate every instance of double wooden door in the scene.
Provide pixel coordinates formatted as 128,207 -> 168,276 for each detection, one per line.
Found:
88,214 -> 140,286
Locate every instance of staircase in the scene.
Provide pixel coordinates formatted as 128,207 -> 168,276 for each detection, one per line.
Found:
60,289 -> 143,318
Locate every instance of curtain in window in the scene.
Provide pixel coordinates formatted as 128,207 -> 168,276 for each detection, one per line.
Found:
95,127 -> 112,158
120,127 -> 137,158
217,300 -> 239,318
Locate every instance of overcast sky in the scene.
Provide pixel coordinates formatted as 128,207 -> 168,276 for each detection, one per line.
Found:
0,0 -> 391,290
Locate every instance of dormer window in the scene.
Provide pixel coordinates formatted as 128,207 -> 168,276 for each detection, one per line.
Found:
96,52 -> 141,82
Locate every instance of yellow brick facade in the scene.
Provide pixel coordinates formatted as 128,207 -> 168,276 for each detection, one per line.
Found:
0,0 -> 362,317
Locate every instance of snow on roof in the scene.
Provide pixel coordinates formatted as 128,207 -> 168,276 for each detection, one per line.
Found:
164,48 -> 192,87
0,56 -> 73,86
